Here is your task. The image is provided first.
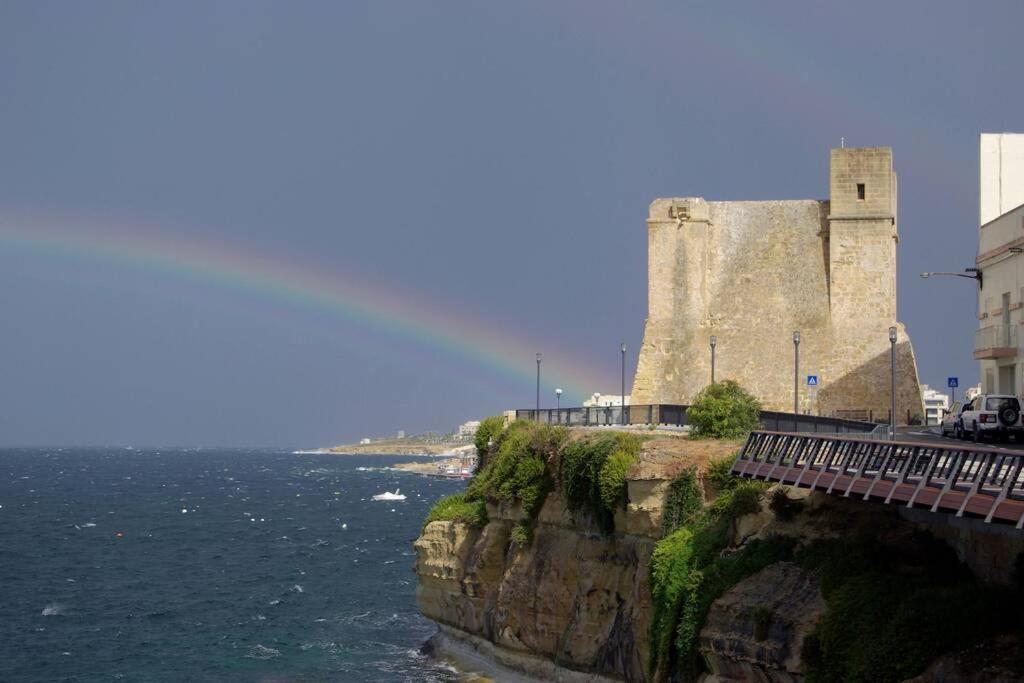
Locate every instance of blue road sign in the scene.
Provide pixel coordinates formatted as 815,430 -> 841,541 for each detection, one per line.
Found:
948,377 -> 959,388
807,375 -> 818,386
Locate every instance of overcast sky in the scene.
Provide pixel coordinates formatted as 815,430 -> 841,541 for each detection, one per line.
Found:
1,2 -> 1021,447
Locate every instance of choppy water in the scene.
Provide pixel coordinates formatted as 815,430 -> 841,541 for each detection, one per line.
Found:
0,448 -> 466,682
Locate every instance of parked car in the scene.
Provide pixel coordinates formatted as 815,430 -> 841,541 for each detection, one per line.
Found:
940,400 -> 964,438
955,394 -> 1024,442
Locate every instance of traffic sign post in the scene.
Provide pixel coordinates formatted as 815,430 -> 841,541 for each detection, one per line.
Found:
806,375 -> 818,415
948,377 -> 958,404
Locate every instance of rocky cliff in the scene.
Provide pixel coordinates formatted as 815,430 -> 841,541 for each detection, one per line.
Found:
412,425 -> 1024,682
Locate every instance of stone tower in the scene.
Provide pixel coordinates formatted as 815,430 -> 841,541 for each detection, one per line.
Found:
828,147 -> 898,326
631,146 -> 924,423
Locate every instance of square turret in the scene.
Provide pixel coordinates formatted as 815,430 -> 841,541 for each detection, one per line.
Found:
829,147 -> 895,221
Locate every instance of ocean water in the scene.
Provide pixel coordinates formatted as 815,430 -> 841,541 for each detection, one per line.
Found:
0,448 -> 466,682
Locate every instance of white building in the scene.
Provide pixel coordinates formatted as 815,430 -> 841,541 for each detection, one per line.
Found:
965,384 -> 982,401
456,420 -> 481,439
981,133 -> 1024,224
359,438 -> 372,445
920,385 -> 949,426
976,133 -> 1024,396
582,393 -> 631,407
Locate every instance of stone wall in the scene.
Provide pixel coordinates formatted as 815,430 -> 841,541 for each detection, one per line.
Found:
632,147 -> 924,422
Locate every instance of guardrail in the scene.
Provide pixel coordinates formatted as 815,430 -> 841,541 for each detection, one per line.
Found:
733,431 -> 1024,528
514,405 -> 878,434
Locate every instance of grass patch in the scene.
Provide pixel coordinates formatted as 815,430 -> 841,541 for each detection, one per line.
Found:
560,432 -> 641,533
424,493 -> 488,528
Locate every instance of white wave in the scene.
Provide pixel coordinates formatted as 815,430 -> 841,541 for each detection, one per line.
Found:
290,584 -> 304,594
245,644 -> 281,660
82,522 -> 97,528
41,604 -> 64,616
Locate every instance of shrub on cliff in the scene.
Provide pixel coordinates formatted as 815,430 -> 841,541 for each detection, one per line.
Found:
661,466 -> 704,535
799,535 -> 1019,683
648,480 -> 769,679
560,432 -> 641,533
466,422 -> 564,519
424,493 -> 488,528
473,415 -> 506,470
687,380 -> 761,439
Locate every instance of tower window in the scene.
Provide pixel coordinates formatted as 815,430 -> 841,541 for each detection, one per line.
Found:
856,183 -> 866,200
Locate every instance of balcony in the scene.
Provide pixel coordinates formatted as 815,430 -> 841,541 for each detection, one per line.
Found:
974,324 -> 1018,359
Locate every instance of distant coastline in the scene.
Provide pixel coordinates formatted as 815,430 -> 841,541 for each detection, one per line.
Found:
299,437 -> 475,457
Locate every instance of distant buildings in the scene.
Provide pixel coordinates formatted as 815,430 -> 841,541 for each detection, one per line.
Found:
920,385 -> 950,426
976,133 -> 1024,395
582,393 -> 631,407
456,420 -> 481,440
359,437 -> 372,445
396,430 -> 406,439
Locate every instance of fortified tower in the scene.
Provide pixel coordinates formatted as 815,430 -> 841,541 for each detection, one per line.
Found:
631,146 -> 924,422
828,147 -> 898,326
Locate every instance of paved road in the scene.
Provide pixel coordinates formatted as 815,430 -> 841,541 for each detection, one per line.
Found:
895,425 -> 1024,453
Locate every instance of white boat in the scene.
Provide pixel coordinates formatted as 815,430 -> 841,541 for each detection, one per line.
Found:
371,488 -> 407,501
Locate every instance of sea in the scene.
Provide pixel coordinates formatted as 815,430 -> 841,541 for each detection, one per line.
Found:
0,448 -> 468,682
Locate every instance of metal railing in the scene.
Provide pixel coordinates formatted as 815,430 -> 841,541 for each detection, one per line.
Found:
975,323 -> 1017,352
733,431 -> 1024,528
514,405 -> 878,434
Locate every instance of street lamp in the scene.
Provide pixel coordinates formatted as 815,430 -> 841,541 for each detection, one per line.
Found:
555,388 -> 562,410
889,326 -> 898,440
920,268 -> 983,289
535,353 -> 542,421
620,343 -> 627,426
793,331 -> 801,421
710,335 -> 717,384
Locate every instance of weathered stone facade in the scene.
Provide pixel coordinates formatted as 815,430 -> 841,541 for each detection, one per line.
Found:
633,147 -> 925,422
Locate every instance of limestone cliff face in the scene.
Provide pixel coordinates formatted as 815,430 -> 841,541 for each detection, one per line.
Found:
415,491 -> 657,681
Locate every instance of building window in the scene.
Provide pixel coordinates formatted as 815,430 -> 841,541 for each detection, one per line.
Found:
857,183 -> 865,200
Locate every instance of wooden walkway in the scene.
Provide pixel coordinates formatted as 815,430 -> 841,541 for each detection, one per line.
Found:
732,431 -> 1024,528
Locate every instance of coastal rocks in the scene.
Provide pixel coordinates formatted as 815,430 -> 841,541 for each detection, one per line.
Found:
414,490 -> 658,681
699,562 -> 825,682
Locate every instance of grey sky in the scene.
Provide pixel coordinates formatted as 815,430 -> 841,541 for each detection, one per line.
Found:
0,1 -> 1020,446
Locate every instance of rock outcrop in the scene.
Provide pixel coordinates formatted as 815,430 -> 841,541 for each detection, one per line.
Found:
699,562 -> 825,682
415,491 -> 657,681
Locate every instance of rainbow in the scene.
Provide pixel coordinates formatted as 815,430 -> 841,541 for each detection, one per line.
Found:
0,214 -> 611,400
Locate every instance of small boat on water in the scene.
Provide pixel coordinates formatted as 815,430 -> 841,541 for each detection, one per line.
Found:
371,488 -> 406,501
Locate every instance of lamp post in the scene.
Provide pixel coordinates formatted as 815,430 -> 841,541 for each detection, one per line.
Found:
793,331 -> 801,423
535,353 -> 542,421
620,343 -> 627,426
710,335 -> 717,384
919,268 -> 982,288
889,326 -> 897,440
555,388 -> 562,411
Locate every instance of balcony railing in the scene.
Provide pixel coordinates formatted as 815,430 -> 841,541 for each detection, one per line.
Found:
974,324 -> 1017,359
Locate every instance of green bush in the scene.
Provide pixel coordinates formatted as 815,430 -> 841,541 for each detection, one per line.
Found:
688,380 -> 761,439
799,535 -> 1020,683
424,493 -> 488,528
560,432 -> 641,533
510,522 -> 531,546
704,454 -> 739,492
648,481 -> 769,679
661,467 -> 704,535
465,422 -> 565,530
473,415 -> 506,469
